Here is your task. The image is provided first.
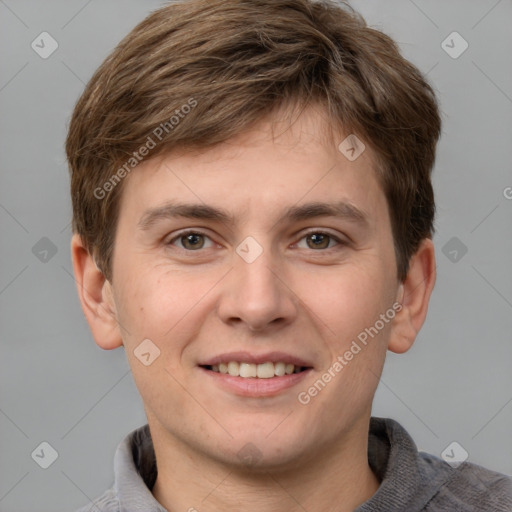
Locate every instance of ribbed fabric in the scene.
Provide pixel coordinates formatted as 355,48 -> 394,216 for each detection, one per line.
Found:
357,417 -> 512,511
74,417 -> 512,511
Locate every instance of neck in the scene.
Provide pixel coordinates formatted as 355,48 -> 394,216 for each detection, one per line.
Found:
150,416 -> 380,512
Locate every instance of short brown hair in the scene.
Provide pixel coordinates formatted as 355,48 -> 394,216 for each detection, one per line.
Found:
66,0 -> 441,282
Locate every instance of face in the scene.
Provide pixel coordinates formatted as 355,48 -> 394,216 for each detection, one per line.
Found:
108,107 -> 402,469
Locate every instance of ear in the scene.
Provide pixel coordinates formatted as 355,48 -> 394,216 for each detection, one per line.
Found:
71,234 -> 123,350
388,238 -> 436,354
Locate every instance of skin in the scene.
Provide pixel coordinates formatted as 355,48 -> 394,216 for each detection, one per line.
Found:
72,106 -> 436,512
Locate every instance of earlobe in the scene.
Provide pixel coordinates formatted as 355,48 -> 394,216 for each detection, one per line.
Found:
71,234 -> 123,350
388,238 -> 436,354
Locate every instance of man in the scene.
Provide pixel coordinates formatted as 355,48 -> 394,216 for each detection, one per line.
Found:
67,0 -> 512,510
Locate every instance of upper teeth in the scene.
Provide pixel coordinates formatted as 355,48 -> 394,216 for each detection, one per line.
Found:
211,362 -> 298,378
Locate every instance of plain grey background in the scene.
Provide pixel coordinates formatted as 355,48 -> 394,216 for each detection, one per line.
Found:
1,0 -> 511,510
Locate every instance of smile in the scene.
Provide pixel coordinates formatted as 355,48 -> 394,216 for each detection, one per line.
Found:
198,351 -> 314,396
204,361 -> 307,378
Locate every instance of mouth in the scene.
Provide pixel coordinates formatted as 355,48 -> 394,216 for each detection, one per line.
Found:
198,352 -> 313,397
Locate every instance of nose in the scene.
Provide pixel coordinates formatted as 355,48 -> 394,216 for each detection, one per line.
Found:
217,241 -> 297,332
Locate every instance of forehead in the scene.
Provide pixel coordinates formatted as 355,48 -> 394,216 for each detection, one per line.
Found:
117,106 -> 388,230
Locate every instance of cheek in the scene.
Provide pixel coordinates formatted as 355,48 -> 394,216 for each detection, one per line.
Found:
112,267 -> 208,416
295,275 -> 392,430
301,262 -> 395,409
299,262 -> 394,348
113,263 -> 220,349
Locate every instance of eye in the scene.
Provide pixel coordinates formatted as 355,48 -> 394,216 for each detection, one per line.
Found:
296,231 -> 344,250
168,230 -> 214,251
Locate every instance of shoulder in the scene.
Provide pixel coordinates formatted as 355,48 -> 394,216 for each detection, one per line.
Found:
365,417 -> 512,512
419,452 -> 512,511
72,487 -> 119,512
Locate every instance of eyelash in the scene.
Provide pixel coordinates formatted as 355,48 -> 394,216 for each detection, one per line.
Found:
166,229 -> 347,252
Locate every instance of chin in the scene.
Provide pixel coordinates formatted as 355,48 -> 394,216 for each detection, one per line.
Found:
212,428 -> 314,473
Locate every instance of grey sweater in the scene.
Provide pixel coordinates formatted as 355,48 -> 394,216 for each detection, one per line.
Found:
74,417 -> 512,511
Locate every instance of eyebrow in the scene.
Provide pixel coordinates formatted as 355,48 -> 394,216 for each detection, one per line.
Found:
137,200 -> 369,231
